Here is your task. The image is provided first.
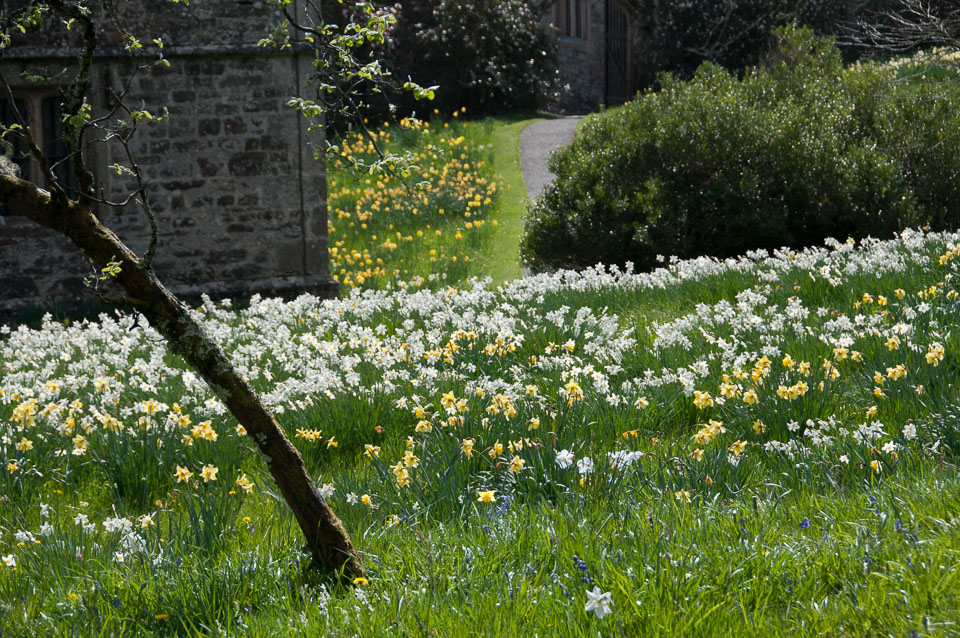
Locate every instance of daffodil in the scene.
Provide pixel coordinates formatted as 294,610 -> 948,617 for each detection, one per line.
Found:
692,390 -> 715,409
235,474 -> 254,494
200,464 -> 219,482
403,450 -> 419,468
584,586 -> 613,619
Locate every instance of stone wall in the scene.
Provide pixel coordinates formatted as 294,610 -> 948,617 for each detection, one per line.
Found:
549,0 -> 646,110
0,0 -> 337,316
550,0 -> 608,110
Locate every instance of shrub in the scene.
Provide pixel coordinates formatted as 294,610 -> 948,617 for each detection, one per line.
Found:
521,27 -> 960,272
386,0 -> 559,114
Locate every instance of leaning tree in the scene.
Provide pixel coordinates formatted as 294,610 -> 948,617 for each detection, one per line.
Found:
0,0 -> 429,582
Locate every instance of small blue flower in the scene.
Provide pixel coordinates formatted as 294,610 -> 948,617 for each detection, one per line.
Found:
571,555 -> 592,582
800,517 -> 811,529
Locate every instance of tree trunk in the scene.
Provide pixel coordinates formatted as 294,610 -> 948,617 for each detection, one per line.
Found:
0,175 -> 364,580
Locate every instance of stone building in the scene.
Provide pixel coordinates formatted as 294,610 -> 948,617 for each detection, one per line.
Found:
0,0 -> 337,316
550,0 -> 644,109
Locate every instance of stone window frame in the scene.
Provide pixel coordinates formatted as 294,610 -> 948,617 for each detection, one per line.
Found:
0,89 -> 79,219
556,0 -> 590,42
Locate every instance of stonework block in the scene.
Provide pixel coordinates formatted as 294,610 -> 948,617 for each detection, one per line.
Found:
0,1 -> 338,317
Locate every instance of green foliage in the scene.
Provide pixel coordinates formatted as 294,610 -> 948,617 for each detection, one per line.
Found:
387,0 -> 560,114
522,27 -> 960,273
641,0 -> 850,79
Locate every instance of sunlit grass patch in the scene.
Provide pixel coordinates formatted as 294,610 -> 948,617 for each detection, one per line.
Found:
327,111 -> 502,291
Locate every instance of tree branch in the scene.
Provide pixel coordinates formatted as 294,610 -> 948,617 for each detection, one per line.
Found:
49,0 -> 97,199
844,0 -> 960,52
0,68 -> 63,197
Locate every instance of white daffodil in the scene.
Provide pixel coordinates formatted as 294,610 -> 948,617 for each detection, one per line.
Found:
576,457 -> 594,475
584,586 -> 613,619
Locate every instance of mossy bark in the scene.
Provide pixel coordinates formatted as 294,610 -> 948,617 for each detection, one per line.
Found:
0,173 -> 364,580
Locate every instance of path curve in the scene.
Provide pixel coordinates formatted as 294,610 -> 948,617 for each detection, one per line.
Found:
520,116 -> 584,203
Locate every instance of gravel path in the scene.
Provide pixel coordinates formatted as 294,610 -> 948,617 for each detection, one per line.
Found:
520,116 -> 584,202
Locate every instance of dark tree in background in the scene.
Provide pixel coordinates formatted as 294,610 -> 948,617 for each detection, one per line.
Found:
626,0 -> 866,85
385,0 -> 559,115
849,0 -> 960,52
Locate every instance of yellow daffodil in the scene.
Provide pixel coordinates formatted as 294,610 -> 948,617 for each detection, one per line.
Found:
200,465 -> 218,482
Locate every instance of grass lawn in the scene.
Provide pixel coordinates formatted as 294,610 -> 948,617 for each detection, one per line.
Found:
3,228 -> 960,635
485,115 -> 540,285
326,112 -> 539,293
